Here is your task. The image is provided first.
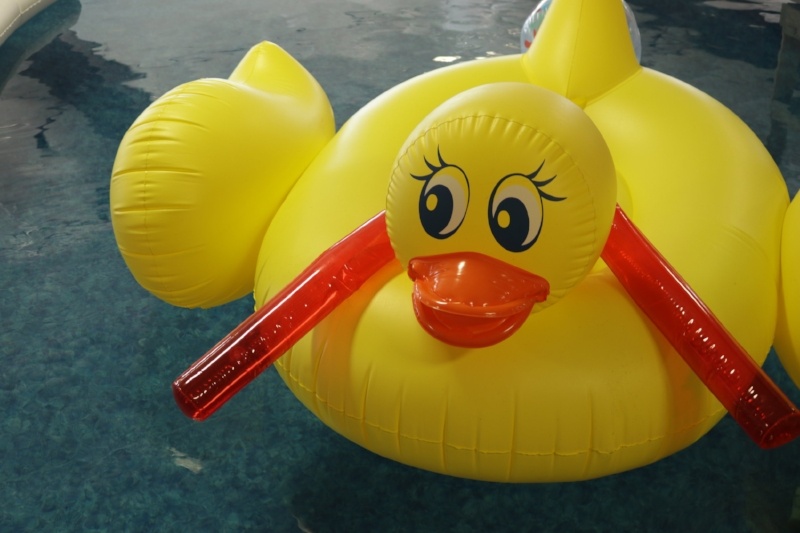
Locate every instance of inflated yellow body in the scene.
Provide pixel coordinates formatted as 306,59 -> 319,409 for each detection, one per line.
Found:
111,45 -> 334,307
111,0 -> 800,482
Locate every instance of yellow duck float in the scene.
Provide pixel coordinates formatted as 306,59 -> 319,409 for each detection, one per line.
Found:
111,0 -> 800,482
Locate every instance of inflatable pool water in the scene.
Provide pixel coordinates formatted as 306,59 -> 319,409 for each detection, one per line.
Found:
111,0 -> 800,482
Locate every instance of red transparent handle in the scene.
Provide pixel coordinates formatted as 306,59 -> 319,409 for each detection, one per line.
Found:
602,205 -> 800,449
172,212 -> 395,421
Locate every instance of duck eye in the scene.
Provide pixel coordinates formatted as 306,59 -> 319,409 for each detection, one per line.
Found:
489,174 -> 544,252
417,166 -> 469,239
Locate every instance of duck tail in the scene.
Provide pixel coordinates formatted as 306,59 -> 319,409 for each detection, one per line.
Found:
776,193 -> 800,388
521,0 -> 640,107
110,42 -> 335,308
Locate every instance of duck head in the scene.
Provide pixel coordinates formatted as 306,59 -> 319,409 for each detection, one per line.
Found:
386,82 -> 617,347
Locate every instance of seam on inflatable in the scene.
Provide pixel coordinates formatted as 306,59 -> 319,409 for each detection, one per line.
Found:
310,326 -> 333,414
360,361 -> 374,445
563,0 -> 583,99
309,338 -> 324,392
396,115 -> 572,186
583,390 -> 594,478
584,66 -> 642,108
275,346 -> 290,375
1,0 -> 45,42
140,87 -> 184,295
506,391 -> 517,478
112,167 -> 202,180
440,390 -> 450,472
131,115 -> 210,131
395,382 -> 405,453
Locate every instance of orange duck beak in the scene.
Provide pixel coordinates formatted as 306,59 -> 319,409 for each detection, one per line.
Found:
407,252 -> 549,348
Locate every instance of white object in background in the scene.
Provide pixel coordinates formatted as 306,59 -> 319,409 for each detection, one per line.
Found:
1,0 -> 58,47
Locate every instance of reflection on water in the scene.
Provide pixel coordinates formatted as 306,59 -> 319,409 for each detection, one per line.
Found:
442,0 -> 525,33
20,31 -> 150,141
704,0 -> 786,23
631,0 -> 783,68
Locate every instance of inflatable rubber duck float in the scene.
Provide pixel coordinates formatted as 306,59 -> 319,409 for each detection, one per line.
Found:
110,0 -> 800,482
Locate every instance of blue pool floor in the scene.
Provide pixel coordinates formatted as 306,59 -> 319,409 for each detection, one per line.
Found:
2,0 -> 800,531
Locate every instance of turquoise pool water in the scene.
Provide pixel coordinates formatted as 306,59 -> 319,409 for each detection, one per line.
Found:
2,0 -> 800,531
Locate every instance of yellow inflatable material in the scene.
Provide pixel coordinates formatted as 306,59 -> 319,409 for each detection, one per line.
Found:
111,0 -> 800,482
111,44 -> 335,307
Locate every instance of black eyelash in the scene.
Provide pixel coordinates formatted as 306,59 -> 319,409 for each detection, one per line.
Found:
412,147 -> 450,181
525,161 -> 565,203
